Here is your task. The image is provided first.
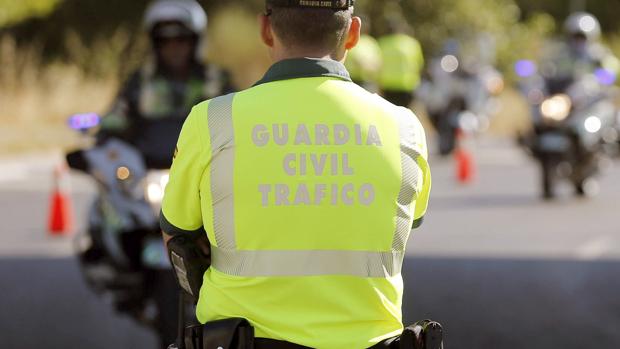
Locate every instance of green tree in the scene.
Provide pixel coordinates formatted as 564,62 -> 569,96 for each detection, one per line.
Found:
357,0 -> 555,77
0,0 -> 61,27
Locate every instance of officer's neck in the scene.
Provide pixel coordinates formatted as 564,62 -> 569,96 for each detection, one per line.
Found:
272,47 -> 345,64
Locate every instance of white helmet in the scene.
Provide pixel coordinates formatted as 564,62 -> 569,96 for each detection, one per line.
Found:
564,12 -> 601,41
144,0 -> 207,36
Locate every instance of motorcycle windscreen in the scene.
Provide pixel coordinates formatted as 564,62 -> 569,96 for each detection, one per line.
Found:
538,132 -> 572,152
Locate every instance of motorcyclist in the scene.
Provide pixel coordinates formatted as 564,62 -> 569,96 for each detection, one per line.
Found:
517,12 -> 619,199
541,12 -> 619,88
418,38 -> 503,155
71,1 -> 233,348
99,0 -> 233,169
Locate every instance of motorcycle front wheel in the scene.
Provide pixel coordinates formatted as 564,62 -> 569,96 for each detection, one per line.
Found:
540,157 -> 556,200
149,269 -> 180,349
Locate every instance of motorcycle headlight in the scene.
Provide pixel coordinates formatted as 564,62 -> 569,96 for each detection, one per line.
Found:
584,116 -> 602,134
540,94 -> 572,121
145,171 -> 170,206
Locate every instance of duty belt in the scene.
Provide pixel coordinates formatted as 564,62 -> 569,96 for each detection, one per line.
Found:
255,337 -> 398,348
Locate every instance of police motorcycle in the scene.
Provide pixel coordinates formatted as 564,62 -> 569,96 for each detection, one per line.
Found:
418,39 -> 504,156
66,113 -> 178,347
516,61 -> 619,199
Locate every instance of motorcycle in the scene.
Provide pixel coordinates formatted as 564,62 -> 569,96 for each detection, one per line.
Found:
418,53 -> 504,156
614,108 -> 620,157
516,63 -> 619,199
66,113 -> 178,348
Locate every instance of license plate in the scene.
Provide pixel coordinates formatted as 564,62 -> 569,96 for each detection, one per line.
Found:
539,133 -> 571,152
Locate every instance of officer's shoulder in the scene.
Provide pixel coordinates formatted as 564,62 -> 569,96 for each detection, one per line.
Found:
126,70 -> 143,84
118,69 -> 144,93
393,105 -> 424,131
191,91 -> 238,114
369,91 -> 424,130
192,99 -> 211,114
588,43 -> 611,59
185,97 -> 216,124
357,88 -> 417,116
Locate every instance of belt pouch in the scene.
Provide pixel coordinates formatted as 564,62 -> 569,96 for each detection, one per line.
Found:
399,320 -> 444,349
198,318 -> 254,349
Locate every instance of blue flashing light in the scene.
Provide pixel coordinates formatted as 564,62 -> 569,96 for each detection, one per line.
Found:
68,113 -> 101,130
594,68 -> 617,86
514,60 -> 537,78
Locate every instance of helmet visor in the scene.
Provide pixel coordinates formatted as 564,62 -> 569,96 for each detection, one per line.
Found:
151,22 -> 194,40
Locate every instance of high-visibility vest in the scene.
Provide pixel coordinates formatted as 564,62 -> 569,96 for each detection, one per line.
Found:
378,34 -> 425,92
161,58 -> 431,349
345,34 -> 383,84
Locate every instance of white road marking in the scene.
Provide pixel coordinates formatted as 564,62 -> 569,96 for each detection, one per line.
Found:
0,152 -> 63,183
0,152 -> 95,193
0,236 -> 74,258
0,164 -> 29,182
576,236 -> 614,261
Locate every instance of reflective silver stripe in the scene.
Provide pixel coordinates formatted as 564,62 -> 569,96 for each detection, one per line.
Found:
208,93 -> 237,250
211,246 -> 405,278
392,116 -> 423,251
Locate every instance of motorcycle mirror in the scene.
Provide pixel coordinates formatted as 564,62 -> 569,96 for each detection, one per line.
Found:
66,150 -> 90,173
68,113 -> 101,131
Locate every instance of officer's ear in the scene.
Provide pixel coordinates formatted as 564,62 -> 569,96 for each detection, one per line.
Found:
259,14 -> 275,48
344,16 -> 362,51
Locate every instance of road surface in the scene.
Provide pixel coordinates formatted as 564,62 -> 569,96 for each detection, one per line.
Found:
0,139 -> 619,348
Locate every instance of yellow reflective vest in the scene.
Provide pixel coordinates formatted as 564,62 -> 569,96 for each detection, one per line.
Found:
378,34 -> 425,92
161,58 -> 431,349
345,34 -> 383,84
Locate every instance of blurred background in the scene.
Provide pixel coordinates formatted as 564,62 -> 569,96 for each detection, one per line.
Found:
1,0 -> 619,348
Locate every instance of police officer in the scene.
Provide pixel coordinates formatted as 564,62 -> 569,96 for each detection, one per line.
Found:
99,0 -> 233,169
161,0 -> 431,348
378,19 -> 425,108
543,12 -> 619,83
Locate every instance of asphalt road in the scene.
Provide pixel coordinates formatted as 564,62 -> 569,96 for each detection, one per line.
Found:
0,139 -> 619,349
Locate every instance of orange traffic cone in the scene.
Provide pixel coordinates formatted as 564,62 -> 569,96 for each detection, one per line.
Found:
454,129 -> 475,184
48,163 -> 74,236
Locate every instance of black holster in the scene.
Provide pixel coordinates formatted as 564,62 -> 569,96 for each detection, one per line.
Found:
167,234 -> 211,303
399,320 -> 444,349
183,318 -> 254,349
